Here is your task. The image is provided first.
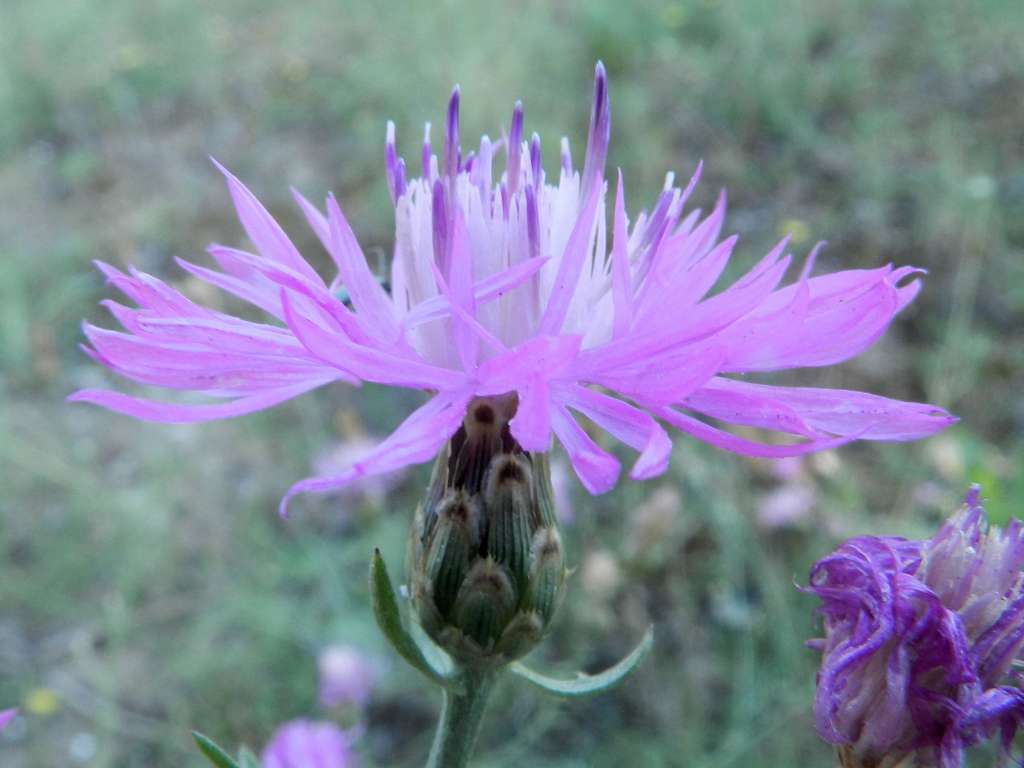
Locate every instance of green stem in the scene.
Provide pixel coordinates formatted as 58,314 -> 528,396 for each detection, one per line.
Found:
426,669 -> 497,768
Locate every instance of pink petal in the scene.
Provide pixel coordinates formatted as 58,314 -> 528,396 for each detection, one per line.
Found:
212,160 -> 324,286
326,195 -> 402,343
509,375 -> 551,451
95,262 -> 206,317
446,208 -> 479,370
610,170 -> 633,339
403,256 -> 548,329
291,188 -> 336,266
175,256 -> 284,319
720,267 -> 902,371
129,314 -> 307,357
205,244 -> 325,297
686,378 -> 956,440
427,261 -> 508,354
282,289 -> 466,390
634,189 -> 726,304
537,180 -> 602,335
891,266 -> 925,312
81,318 -> 340,393
589,248 -> 791,374
558,384 -> 671,480
683,377 -> 820,439
279,388 -> 474,516
634,234 -> 738,324
576,336 -> 725,405
475,335 -> 582,395
551,404 -> 620,494
203,247 -> 375,347
650,404 -> 864,458
67,377 -> 334,423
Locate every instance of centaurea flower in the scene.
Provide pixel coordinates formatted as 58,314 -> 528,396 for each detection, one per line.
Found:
70,63 -> 954,515
807,487 -> 1024,767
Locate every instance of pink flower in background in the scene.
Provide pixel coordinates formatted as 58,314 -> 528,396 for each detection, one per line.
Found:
0,709 -> 16,731
70,62 -> 954,515
318,646 -> 374,710
261,720 -> 356,768
550,456 -> 575,523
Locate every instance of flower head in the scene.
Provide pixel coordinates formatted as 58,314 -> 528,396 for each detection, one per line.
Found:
261,719 -> 356,768
807,487 -> 1024,767
70,63 -> 954,515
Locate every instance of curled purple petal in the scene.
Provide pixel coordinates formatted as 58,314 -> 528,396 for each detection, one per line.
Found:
806,489 -> 1024,766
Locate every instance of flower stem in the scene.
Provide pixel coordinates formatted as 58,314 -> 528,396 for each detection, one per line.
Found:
426,669 -> 497,768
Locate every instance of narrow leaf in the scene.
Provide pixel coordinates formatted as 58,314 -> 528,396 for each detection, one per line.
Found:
370,549 -> 461,691
192,731 -> 240,768
510,626 -> 653,698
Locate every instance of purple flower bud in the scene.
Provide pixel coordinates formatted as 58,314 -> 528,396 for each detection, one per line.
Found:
807,486 -> 1024,767
261,719 -> 356,768
318,646 -> 374,710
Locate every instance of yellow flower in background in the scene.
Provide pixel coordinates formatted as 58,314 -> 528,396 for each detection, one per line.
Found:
24,688 -> 59,717
777,217 -> 811,246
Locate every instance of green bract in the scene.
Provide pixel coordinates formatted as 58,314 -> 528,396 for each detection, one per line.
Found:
409,396 -> 567,667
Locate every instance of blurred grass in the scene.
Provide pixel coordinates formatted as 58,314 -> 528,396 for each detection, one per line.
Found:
1,0 -> 1022,765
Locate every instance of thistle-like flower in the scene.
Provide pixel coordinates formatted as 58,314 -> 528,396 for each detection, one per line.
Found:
261,719 -> 357,768
807,487 -> 1024,767
70,62 -> 954,515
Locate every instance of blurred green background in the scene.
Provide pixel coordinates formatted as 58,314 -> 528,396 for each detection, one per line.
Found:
1,0 -> 1022,765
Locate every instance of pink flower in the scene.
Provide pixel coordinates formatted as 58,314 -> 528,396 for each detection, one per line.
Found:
70,63 -> 954,515
0,709 -> 16,731
318,646 -> 374,710
261,720 -> 356,768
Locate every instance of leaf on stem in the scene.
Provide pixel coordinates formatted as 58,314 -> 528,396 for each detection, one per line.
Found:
509,625 -> 654,697
192,731 -> 240,768
370,548 -> 462,692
